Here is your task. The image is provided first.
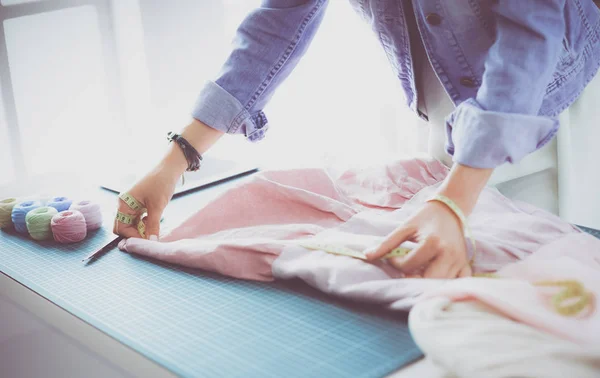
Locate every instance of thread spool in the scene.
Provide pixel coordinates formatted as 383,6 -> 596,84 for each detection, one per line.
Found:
11,200 -> 42,234
26,206 -> 58,241
47,196 -> 73,212
0,198 -> 18,229
69,200 -> 102,230
51,210 -> 87,243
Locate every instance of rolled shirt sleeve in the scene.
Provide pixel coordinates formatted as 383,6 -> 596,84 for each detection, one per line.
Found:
445,0 -> 566,168
191,0 -> 328,142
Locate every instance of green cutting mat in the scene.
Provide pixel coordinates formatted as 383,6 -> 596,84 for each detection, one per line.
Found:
0,226 -> 422,378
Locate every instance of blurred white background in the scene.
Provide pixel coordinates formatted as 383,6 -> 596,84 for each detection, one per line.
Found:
0,0 -> 421,187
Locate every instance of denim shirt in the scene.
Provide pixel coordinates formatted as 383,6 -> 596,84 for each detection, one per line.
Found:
191,0 -> 600,169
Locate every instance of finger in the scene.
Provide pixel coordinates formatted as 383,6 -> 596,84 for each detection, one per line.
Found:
458,264 -> 472,278
443,260 -> 465,280
365,226 -> 416,260
144,210 -> 162,241
117,237 -> 152,255
116,194 -> 141,216
118,237 -> 171,260
113,220 -> 143,239
389,236 -> 440,272
422,254 -> 454,279
388,255 -> 431,273
113,195 -> 140,230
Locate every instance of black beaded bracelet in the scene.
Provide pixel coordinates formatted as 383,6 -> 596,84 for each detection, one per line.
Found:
167,131 -> 202,172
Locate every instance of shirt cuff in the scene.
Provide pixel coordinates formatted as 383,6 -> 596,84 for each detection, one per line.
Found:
191,81 -> 269,142
445,99 -> 559,169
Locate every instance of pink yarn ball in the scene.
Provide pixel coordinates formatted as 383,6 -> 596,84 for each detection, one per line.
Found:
51,210 -> 87,243
69,200 -> 103,230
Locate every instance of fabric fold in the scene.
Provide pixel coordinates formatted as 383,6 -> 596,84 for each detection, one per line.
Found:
409,297 -> 600,378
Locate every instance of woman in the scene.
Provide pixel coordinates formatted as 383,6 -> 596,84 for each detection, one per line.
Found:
114,0 -> 600,279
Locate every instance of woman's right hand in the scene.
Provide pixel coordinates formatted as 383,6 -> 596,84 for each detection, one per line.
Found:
113,154 -> 186,240
113,119 -> 224,240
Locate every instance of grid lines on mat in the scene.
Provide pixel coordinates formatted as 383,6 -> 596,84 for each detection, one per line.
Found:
0,227 -> 421,378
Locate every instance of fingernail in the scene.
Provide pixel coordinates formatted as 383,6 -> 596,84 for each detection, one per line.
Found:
118,239 -> 127,250
363,248 -> 375,257
149,235 -> 158,241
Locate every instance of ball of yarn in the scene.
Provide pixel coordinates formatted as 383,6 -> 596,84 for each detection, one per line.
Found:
51,210 -> 87,243
47,196 -> 73,212
11,200 -> 42,234
26,206 -> 58,241
0,197 -> 18,229
69,200 -> 103,230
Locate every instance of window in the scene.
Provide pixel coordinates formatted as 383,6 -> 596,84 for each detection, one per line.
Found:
1,0 -> 419,187
1,0 -> 123,184
0,89 -> 15,186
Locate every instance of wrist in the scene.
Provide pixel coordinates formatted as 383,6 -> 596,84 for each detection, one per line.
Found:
158,118 -> 223,179
181,118 -> 224,154
438,163 -> 493,215
161,145 -> 188,178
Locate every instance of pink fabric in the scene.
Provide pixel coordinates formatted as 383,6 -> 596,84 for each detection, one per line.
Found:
120,159 -> 453,281
271,182 -> 581,309
118,158 -> 597,344
422,233 -> 600,345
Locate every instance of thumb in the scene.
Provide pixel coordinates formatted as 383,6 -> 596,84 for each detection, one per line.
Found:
364,225 -> 415,260
143,209 -> 162,241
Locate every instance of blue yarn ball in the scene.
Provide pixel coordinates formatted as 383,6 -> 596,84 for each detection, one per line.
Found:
11,200 -> 42,234
47,196 -> 73,212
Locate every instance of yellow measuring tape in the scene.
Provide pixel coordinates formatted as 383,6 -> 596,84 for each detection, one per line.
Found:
299,240 -> 413,260
116,192 -> 147,238
532,280 -> 592,317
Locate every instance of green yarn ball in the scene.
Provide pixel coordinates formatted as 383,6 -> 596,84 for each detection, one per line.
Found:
0,197 -> 18,229
26,206 -> 58,241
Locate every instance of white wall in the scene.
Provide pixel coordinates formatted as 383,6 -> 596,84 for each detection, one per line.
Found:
3,5 -> 115,178
1,0 -> 420,185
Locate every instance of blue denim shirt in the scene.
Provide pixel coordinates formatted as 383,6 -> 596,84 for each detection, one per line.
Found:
192,0 -> 600,169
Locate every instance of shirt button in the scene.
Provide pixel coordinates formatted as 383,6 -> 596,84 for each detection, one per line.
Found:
426,13 -> 442,26
460,77 -> 476,88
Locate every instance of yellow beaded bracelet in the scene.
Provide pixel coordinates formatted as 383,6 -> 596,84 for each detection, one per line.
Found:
427,194 -> 477,264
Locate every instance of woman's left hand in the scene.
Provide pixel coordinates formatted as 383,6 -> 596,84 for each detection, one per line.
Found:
366,164 -> 494,279
364,199 -> 472,279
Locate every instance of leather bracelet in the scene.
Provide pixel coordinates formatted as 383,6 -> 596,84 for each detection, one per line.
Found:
167,131 -> 202,172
